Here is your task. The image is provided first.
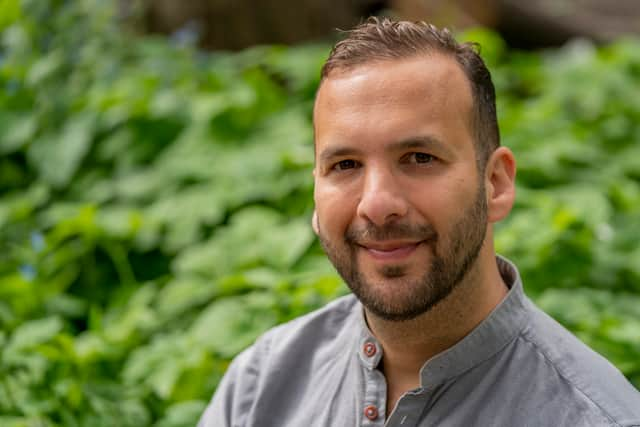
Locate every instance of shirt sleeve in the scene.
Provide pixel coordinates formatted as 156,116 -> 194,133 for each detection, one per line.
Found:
197,342 -> 263,427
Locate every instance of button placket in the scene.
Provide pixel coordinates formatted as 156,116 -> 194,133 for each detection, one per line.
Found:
361,363 -> 387,426
358,334 -> 385,426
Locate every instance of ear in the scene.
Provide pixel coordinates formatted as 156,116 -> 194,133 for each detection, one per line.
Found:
311,210 -> 319,235
311,167 -> 320,235
485,147 -> 516,223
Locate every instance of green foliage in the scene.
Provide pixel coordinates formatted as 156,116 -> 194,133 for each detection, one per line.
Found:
1,1 -> 639,425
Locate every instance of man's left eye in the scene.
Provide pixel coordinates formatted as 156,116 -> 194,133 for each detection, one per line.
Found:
409,152 -> 434,163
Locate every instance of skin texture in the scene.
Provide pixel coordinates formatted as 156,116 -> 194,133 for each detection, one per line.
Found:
312,54 -> 517,416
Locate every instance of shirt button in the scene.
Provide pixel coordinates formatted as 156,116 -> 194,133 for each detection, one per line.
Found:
363,342 -> 377,357
364,405 -> 379,420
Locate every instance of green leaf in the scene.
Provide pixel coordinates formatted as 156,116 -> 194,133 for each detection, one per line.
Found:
155,276 -> 217,320
173,206 -> 315,278
7,316 -> 63,352
153,400 -> 207,427
190,293 -> 278,358
27,113 -> 96,189
0,112 -> 37,153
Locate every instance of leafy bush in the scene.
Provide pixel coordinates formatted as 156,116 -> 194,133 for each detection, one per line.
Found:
1,1 -> 639,425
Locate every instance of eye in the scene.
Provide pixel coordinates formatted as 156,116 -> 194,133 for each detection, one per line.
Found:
333,159 -> 358,170
407,152 -> 434,164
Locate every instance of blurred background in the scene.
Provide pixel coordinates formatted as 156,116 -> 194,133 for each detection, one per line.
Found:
134,0 -> 640,49
1,1 -> 639,426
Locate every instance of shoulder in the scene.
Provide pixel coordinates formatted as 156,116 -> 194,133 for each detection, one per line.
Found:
198,294 -> 360,427
519,300 -> 640,426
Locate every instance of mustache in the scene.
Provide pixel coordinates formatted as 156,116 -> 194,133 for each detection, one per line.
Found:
345,222 -> 438,244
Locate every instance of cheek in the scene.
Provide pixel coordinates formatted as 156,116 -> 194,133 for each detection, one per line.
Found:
410,177 -> 477,223
314,184 -> 358,233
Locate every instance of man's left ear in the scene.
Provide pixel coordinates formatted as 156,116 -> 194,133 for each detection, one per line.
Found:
311,210 -> 319,235
484,147 -> 516,223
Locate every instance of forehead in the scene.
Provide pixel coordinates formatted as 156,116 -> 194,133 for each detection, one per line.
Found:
313,55 -> 474,153
317,54 -> 471,103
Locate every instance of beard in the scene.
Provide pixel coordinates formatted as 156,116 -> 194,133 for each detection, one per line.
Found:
317,184 -> 488,322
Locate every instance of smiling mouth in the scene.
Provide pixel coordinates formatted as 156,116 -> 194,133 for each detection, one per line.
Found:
358,241 -> 423,261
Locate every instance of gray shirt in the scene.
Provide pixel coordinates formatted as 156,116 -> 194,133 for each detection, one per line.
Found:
199,257 -> 640,426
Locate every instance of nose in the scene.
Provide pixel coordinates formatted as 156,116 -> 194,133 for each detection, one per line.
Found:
356,166 -> 409,226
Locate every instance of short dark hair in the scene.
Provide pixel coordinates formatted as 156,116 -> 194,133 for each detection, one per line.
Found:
319,17 -> 500,168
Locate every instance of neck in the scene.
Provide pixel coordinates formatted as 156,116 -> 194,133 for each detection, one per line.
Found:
365,251 -> 508,386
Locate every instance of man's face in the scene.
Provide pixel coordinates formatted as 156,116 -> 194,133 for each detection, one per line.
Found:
313,55 -> 489,321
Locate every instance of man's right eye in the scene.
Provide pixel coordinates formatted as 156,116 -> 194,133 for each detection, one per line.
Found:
333,159 -> 357,170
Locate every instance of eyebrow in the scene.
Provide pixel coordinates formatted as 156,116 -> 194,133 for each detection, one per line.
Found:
317,134 -> 454,164
389,135 -> 452,155
318,146 -> 362,164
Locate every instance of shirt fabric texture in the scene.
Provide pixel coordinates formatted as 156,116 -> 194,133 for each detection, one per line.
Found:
199,257 -> 640,427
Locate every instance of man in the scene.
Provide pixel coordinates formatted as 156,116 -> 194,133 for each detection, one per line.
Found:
199,18 -> 640,426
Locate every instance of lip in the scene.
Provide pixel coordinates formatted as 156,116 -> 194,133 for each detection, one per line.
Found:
358,240 -> 423,261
